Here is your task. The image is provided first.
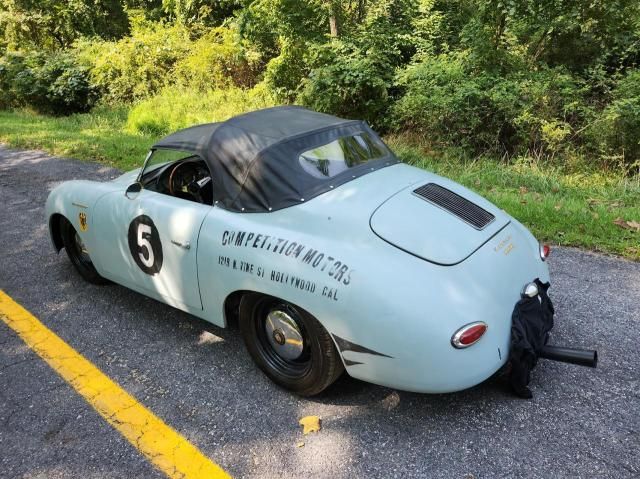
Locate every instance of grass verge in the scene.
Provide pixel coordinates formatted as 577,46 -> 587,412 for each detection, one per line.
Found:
0,107 -> 152,170
1,108 -> 638,260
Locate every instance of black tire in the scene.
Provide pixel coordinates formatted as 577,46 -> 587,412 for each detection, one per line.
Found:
60,217 -> 109,285
239,293 -> 343,396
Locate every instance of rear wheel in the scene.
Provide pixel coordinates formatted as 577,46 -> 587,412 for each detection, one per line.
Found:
60,217 -> 109,285
239,293 -> 343,396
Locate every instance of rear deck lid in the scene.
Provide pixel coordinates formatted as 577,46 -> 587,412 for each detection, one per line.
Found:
370,180 -> 510,265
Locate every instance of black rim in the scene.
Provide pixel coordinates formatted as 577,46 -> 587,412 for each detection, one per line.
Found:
252,299 -> 312,379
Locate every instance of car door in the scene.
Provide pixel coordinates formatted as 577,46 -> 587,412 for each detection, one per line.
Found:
92,188 -> 211,311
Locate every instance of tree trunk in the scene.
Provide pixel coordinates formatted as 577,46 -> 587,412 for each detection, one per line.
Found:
358,0 -> 366,23
328,1 -> 340,37
329,15 -> 339,37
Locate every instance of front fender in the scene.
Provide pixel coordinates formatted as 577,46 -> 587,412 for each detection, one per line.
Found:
45,180 -> 123,272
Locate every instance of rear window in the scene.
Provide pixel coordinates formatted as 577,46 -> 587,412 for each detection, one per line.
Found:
298,132 -> 391,179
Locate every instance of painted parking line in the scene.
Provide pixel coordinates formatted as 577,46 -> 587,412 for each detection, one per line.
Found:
0,289 -> 231,479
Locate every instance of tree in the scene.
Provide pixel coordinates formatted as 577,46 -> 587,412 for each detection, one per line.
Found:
459,0 -> 640,74
0,0 -> 129,50
161,0 -> 245,26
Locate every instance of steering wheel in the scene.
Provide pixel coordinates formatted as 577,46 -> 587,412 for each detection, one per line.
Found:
168,160 -> 205,203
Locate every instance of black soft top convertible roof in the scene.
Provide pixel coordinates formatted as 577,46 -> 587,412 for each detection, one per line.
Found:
152,106 -> 397,212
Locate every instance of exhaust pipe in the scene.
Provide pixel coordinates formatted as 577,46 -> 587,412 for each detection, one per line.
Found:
539,345 -> 598,368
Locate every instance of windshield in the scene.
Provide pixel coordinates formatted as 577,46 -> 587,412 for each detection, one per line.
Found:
298,132 -> 391,179
140,149 -> 198,178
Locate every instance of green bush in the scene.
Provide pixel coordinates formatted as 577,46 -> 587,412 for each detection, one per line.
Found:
296,0 -> 424,128
298,41 -> 391,127
77,21 -> 261,104
489,69 -> 586,157
392,53 -> 485,147
0,52 -> 26,109
126,84 -> 275,136
263,40 -> 308,103
589,71 -> 640,171
174,26 -> 259,91
0,0 -> 129,51
77,21 -> 192,103
2,51 -> 96,115
392,54 -> 587,157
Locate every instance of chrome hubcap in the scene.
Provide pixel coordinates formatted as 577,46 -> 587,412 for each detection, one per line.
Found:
264,309 -> 304,360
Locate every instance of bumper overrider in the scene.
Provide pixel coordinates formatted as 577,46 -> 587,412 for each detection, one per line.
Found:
509,279 -> 598,398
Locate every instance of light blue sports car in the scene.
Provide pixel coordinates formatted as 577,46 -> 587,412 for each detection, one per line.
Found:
47,106 -> 591,397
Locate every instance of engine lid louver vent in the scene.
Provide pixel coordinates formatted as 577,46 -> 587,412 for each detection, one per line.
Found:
413,183 -> 495,229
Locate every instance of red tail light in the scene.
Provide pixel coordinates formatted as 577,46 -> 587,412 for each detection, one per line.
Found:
540,243 -> 551,261
451,322 -> 488,349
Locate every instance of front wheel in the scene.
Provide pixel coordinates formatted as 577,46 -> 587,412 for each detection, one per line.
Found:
60,217 -> 109,285
239,293 -> 343,396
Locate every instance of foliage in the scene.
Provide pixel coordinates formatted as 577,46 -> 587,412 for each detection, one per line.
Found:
393,50 -> 595,157
299,40 -> 391,126
0,0 -> 129,50
589,71 -> 640,172
76,20 -> 260,104
0,0 -> 637,263
126,84 -> 275,135
0,50 -> 96,114
238,0 -> 328,61
455,0 -> 640,73
174,26 -> 259,90
75,21 -> 192,104
299,0 -> 427,126
0,51 -> 25,108
263,39 -> 309,103
393,53 -> 483,145
161,0 -> 245,26
0,0 -> 639,174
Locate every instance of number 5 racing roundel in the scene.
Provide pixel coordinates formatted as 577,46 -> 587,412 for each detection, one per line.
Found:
128,215 -> 163,275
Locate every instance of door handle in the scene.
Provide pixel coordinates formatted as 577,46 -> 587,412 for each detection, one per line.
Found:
171,240 -> 191,250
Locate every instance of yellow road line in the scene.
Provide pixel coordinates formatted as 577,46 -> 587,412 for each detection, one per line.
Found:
0,289 -> 231,479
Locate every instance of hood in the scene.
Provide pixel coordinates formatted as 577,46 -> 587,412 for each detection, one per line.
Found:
370,178 -> 510,265
111,168 -> 141,185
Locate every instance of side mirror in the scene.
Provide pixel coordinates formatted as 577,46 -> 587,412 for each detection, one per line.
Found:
125,182 -> 142,200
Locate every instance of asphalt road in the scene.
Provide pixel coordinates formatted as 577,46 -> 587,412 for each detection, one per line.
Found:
0,145 -> 638,478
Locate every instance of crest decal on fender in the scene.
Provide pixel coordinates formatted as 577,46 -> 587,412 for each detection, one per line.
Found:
78,212 -> 88,232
